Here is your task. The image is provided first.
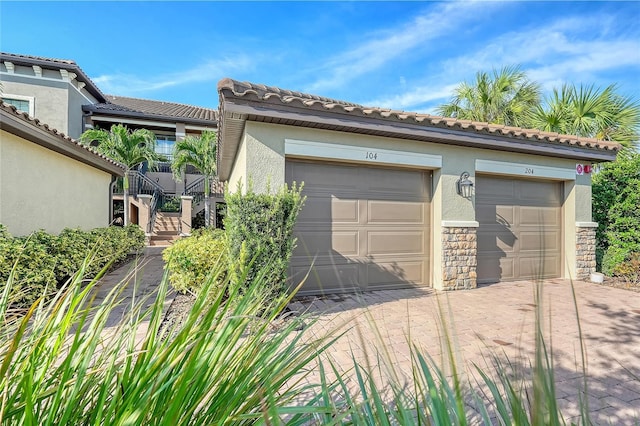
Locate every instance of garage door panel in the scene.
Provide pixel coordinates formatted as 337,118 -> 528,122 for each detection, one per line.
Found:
518,256 -> 561,279
363,168 -> 425,196
291,263 -> 360,294
368,200 -> 424,223
519,231 -> 561,252
477,255 -> 514,283
479,178 -> 516,198
476,205 -> 515,225
288,162 -> 361,192
367,261 -> 425,286
519,180 -> 562,204
520,206 -> 560,226
368,231 -> 425,255
293,230 -> 360,257
477,175 -> 562,283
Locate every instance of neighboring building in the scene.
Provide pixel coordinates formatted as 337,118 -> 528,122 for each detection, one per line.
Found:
0,102 -> 124,236
217,78 -> 620,294
0,53 -> 220,238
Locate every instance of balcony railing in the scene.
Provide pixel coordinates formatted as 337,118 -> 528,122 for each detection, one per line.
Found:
183,176 -> 224,204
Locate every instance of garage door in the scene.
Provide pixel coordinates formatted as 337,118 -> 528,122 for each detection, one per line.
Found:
476,175 -> 562,283
286,160 -> 430,295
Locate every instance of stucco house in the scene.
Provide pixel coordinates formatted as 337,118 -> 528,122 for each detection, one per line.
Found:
0,102 -> 124,236
217,78 -> 620,294
0,53 -> 220,240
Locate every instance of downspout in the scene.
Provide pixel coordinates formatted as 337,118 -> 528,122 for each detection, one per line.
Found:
109,175 -> 117,225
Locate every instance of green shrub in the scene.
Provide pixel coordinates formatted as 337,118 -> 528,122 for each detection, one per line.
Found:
163,228 -> 227,295
0,230 -> 57,307
600,174 -> 640,275
225,183 -> 305,296
593,152 -> 640,271
610,252 -> 640,284
0,224 -> 145,308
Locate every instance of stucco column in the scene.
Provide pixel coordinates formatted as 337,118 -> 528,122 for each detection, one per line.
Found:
435,163 -> 477,291
180,196 -> 193,236
137,194 -> 153,243
175,123 -> 187,195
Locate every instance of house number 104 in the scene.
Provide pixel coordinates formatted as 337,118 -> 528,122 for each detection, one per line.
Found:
365,152 -> 378,160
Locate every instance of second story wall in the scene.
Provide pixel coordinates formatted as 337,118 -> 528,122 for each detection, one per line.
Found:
1,62 -> 100,138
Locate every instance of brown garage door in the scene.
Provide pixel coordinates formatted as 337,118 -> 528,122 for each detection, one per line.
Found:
476,175 -> 562,283
286,160 -> 430,295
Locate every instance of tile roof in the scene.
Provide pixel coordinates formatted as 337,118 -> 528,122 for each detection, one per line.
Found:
85,95 -> 217,125
1,102 -> 125,172
218,78 -> 621,152
0,52 -> 77,66
1,52 -> 108,102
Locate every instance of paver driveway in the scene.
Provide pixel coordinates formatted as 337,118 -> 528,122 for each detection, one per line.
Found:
290,280 -> 640,425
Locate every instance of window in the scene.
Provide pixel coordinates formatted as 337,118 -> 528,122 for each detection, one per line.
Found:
155,135 -> 176,161
2,95 -> 35,116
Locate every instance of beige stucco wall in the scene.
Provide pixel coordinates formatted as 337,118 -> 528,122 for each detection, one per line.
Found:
234,121 -> 595,283
0,130 -> 112,236
228,134 -> 248,193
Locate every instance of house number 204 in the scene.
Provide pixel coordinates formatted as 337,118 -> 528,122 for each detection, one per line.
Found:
524,167 -> 534,174
365,152 -> 378,160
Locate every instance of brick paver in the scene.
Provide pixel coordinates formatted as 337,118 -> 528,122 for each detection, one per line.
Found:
290,280 -> 640,424
92,246 -> 173,341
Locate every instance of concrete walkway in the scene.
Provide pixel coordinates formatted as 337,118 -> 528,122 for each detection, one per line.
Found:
290,280 -> 640,425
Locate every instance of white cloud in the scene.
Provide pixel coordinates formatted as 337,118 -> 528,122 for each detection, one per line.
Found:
304,1 -> 498,93
92,56 -> 253,95
359,10 -> 640,113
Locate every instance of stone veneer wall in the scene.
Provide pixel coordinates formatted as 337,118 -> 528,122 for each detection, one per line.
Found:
576,226 -> 597,279
442,227 -> 477,290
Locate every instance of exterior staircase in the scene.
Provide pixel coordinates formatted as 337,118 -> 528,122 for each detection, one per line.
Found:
149,212 -> 181,246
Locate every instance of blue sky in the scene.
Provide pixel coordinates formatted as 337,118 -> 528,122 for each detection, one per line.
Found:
2,1 -> 639,114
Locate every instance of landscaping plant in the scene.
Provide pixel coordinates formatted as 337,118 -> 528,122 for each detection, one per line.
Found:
592,152 -> 640,274
163,228 -> 227,296
0,225 -> 144,308
0,253 -> 337,425
225,182 -> 305,296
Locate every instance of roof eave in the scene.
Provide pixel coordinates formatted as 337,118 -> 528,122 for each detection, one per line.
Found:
217,93 -> 618,180
1,109 -> 124,176
1,54 -> 107,103
83,105 -> 218,127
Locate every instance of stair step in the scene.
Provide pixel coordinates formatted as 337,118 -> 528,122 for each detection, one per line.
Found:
155,230 -> 179,236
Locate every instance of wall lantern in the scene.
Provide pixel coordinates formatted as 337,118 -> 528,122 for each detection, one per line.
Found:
456,171 -> 474,198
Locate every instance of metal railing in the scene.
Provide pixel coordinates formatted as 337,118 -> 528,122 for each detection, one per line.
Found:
183,176 -> 224,204
147,190 -> 160,234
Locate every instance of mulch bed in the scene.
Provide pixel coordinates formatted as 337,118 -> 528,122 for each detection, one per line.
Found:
595,275 -> 640,292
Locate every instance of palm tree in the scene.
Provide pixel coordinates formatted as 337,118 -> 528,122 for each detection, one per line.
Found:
171,131 -> 217,227
80,124 -> 162,226
527,84 -> 640,150
436,65 -> 541,127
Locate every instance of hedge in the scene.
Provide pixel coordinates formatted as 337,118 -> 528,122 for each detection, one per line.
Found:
0,224 -> 145,308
